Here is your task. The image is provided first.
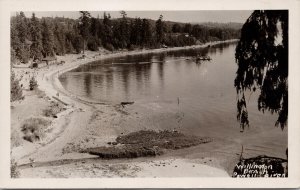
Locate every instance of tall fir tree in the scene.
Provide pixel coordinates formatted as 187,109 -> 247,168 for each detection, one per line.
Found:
41,19 -> 55,57
155,15 -> 165,44
15,12 -> 30,63
53,22 -> 66,55
29,13 -> 43,60
78,11 -> 91,54
141,19 -> 152,47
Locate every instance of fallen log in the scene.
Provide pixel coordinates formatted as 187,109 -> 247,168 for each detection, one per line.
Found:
120,101 -> 134,108
52,96 -> 68,106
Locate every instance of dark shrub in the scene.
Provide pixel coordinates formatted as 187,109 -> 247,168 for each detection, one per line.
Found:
29,76 -> 38,90
21,117 -> 51,142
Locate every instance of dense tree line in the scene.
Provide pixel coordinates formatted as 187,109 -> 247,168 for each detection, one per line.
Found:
11,11 -> 241,63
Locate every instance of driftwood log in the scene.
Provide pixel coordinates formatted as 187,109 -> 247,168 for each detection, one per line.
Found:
120,101 -> 134,108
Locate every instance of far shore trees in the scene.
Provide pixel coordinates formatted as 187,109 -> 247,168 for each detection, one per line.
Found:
10,11 -> 241,64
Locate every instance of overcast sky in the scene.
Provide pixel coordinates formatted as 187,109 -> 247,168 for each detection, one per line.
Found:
18,11 -> 252,23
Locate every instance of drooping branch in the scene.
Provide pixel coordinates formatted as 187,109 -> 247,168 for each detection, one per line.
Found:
235,10 -> 288,130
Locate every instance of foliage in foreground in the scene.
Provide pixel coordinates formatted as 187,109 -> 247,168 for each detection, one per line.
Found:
21,117 -> 51,142
235,10 -> 288,130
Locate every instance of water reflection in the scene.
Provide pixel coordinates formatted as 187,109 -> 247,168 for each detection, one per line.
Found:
60,42 -> 237,103
83,74 -> 91,96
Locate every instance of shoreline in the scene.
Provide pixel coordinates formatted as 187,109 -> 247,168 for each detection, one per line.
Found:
41,39 -> 239,106
11,39 -> 239,177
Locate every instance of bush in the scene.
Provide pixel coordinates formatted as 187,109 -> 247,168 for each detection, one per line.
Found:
43,101 -> 65,117
11,71 -> 23,102
21,117 -> 51,142
29,76 -> 38,90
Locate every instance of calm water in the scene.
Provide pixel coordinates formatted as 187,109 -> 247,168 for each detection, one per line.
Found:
60,43 -> 238,104
60,42 -> 287,157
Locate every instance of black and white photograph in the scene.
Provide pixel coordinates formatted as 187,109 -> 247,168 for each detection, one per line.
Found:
1,0 -> 300,188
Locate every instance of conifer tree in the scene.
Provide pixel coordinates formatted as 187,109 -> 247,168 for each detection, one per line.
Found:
29,13 -> 43,60
155,15 -> 165,44
41,19 -> 55,57
78,11 -> 91,54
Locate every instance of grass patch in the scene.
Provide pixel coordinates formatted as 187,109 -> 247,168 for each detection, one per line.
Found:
84,130 -> 212,159
21,117 -> 51,142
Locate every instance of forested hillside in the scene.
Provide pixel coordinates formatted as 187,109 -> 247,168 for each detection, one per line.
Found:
11,11 -> 241,63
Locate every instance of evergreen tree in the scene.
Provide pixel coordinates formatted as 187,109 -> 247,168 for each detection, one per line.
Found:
130,17 -> 143,46
11,21 -> 21,62
29,13 -> 43,60
155,15 -> 165,44
141,19 -> 152,47
15,12 -> 30,63
102,12 -> 113,49
53,22 -> 66,55
78,11 -> 91,54
118,11 -> 130,48
41,19 -> 55,57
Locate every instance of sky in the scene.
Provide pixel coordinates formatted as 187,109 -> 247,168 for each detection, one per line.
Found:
18,11 -> 253,23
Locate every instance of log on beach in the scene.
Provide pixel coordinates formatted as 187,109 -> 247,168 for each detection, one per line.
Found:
120,101 -> 134,107
52,96 -> 69,106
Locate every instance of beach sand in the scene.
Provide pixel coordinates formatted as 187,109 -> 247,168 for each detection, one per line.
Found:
11,40 -> 263,178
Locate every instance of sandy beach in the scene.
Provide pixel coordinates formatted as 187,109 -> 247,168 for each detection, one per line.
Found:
11,39 -> 257,178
